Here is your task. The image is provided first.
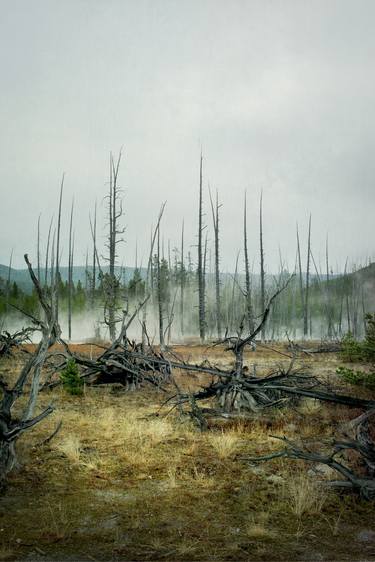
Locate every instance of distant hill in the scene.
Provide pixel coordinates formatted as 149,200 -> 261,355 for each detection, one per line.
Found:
0,264 -> 147,293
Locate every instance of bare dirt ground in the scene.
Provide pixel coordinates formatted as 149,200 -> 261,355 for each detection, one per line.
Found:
1,343 -> 375,561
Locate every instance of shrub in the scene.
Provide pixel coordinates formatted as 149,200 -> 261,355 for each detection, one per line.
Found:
363,313 -> 375,362
60,359 -> 83,395
340,333 -> 364,362
340,313 -> 375,363
336,366 -> 375,389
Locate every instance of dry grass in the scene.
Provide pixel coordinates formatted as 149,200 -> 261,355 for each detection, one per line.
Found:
284,472 -> 328,518
1,343 -> 374,561
207,430 -> 239,459
55,434 -> 81,463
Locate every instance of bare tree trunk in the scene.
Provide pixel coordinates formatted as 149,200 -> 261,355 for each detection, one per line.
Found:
106,151 -> 124,341
180,220 -> 185,337
44,216 -> 53,287
326,235 -> 333,339
243,191 -> 254,333
92,200 -> 97,301
198,152 -> 206,341
0,254 -> 60,481
141,204 -> 166,351
296,223 -> 304,335
68,199 -> 74,341
303,215 -> 311,338
55,174 -> 64,323
37,214 -> 41,282
230,251 -> 240,333
209,188 -> 222,339
157,225 -> 165,350
259,192 -> 266,342
50,230 -> 56,288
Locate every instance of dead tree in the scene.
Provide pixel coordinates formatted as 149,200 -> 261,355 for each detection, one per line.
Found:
68,199 -> 74,341
246,409 -> 375,500
55,174 -> 64,322
104,151 -> 125,341
209,187 -> 222,339
0,255 -> 60,483
37,214 -> 41,282
141,204 -> 166,351
44,216 -> 53,287
243,191 -> 254,333
326,235 -> 333,339
259,192 -> 266,342
180,221 -> 185,337
296,223 -> 305,335
197,152 -> 206,341
87,201 -> 98,307
0,328 -> 36,358
304,214 -> 311,338
157,225 -> 165,350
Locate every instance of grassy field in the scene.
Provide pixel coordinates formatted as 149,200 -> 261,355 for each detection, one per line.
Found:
0,344 -> 374,561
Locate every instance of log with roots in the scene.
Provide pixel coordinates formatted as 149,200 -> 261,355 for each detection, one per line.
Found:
0,255 -> 60,483
244,409 -> 375,500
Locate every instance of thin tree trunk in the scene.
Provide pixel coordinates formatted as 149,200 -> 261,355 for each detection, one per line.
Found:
243,191 -> 254,333
296,223 -> 304,335
209,188 -> 222,339
37,214 -> 41,282
304,215 -> 311,338
157,226 -> 165,349
55,174 -> 64,323
180,220 -> 185,337
68,199 -> 74,341
44,217 -> 53,287
198,152 -> 206,341
259,192 -> 266,342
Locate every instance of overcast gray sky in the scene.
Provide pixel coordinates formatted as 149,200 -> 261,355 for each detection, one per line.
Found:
0,0 -> 374,274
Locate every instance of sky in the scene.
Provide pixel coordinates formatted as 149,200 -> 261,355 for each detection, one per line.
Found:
0,0 -> 374,274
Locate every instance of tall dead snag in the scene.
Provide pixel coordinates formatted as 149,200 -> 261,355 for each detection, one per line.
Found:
37,214 -> 41,282
142,204 -> 166,351
157,225 -> 165,350
325,235 -> 333,339
104,151 -> 125,341
296,223 -> 304,334
0,254 -> 60,483
55,174 -> 64,322
243,191 -> 254,333
304,214 -> 311,338
209,188 -> 222,339
259,192 -> 266,342
180,221 -> 185,337
68,199 -> 74,341
197,152 -> 206,342
91,201 -> 97,305
44,216 -> 53,287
